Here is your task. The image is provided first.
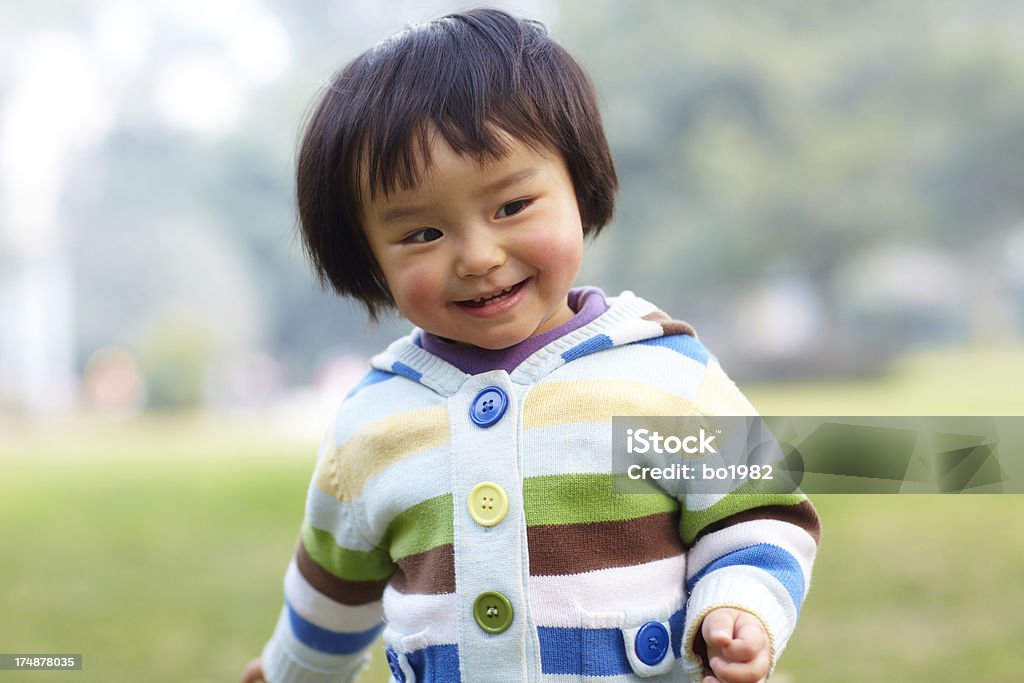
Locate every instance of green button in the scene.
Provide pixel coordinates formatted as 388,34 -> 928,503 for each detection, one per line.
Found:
473,591 -> 513,634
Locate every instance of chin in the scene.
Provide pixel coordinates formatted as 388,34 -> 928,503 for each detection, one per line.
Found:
471,337 -> 521,351
469,329 -> 530,351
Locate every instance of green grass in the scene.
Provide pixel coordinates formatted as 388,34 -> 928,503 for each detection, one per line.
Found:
0,419 -> 331,683
744,344 -> 1024,416
779,495 -> 1024,682
1,345 -> 1022,682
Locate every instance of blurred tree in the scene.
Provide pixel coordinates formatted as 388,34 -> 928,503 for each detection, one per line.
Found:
559,0 -> 1024,359
63,0 -> 412,387
137,314 -> 215,409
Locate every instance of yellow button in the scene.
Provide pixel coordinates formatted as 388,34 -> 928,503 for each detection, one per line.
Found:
468,482 -> 508,527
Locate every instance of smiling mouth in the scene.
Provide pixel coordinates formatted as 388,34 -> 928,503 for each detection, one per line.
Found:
457,280 -> 527,308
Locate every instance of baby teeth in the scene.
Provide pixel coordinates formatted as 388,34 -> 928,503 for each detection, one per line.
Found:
474,286 -> 513,304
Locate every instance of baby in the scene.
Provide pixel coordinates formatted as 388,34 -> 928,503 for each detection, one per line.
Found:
242,8 -> 820,683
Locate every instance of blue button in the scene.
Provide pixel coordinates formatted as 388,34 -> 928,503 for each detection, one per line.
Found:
634,621 -> 669,666
470,386 -> 508,427
385,647 -> 405,682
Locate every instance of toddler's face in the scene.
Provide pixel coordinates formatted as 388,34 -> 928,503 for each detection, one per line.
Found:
361,129 -> 583,350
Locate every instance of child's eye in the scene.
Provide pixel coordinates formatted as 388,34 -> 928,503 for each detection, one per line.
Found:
496,199 -> 530,218
404,227 -> 443,244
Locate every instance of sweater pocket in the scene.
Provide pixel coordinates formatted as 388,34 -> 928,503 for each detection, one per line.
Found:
536,600 -> 682,682
618,606 -> 684,678
534,550 -> 688,680
583,603 -> 684,681
381,626 -> 425,683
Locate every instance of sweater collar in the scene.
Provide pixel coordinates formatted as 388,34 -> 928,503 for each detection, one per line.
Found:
417,286 -> 610,376
369,290 -> 694,397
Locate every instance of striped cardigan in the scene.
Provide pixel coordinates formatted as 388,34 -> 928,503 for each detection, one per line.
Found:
261,291 -> 820,683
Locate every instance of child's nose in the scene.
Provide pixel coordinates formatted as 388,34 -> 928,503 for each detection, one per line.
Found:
455,230 -> 505,278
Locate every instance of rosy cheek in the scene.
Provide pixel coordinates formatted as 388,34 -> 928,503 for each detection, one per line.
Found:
529,228 -> 583,279
391,261 -> 441,315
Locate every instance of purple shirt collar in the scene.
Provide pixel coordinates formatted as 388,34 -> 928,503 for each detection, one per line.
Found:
417,286 -> 610,375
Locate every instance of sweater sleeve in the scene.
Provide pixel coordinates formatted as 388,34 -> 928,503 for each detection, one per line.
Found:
678,358 -> 821,682
261,423 -> 395,683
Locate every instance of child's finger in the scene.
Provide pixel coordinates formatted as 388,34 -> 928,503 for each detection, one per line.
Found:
708,658 -> 760,683
701,608 -> 740,646
708,647 -> 771,683
734,616 -> 768,652
239,658 -> 265,683
719,634 -> 759,663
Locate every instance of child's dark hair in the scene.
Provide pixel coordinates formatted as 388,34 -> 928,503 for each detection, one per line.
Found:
296,7 -> 618,320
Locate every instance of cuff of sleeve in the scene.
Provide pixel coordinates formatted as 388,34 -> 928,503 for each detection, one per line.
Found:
681,567 -> 798,682
261,610 -> 371,683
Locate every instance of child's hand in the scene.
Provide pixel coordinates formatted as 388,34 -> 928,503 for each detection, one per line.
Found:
698,607 -> 770,683
240,657 -> 266,683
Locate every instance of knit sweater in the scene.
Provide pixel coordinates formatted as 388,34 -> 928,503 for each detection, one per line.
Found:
261,290 -> 820,683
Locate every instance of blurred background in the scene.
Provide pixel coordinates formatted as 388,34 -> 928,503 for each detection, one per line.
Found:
1,1 -> 1022,682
